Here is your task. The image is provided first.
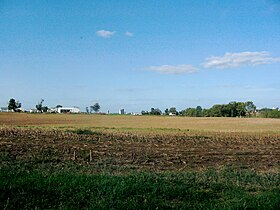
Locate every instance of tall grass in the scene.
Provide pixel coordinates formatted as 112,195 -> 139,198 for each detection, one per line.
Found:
1,167 -> 279,209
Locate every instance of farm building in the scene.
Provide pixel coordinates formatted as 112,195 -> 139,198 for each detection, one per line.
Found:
119,109 -> 125,115
57,107 -> 80,114
30,109 -> 40,113
0,107 -> 9,112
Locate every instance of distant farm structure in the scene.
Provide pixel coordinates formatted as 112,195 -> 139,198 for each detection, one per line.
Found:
119,109 -> 125,115
0,107 -> 9,112
57,107 -> 80,114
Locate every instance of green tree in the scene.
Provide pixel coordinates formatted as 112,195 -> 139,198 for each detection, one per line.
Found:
169,107 -> 177,115
184,108 -> 196,117
36,99 -> 48,113
150,108 -> 162,115
90,106 -> 94,113
42,106 -> 48,112
8,98 -> 21,112
227,102 -> 237,117
196,106 -> 203,117
141,110 -> 149,115
203,108 -> 210,117
92,103 -> 100,113
209,104 -> 222,117
36,99 -> 44,112
260,108 -> 280,118
245,101 -> 256,117
267,110 -> 280,118
236,102 -> 246,117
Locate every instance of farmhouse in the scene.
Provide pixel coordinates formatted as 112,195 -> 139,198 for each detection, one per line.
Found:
57,107 -> 80,114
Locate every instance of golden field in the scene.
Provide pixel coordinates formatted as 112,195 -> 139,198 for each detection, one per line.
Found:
1,112 -> 280,133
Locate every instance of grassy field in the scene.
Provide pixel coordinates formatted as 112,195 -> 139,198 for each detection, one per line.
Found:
0,113 -> 280,209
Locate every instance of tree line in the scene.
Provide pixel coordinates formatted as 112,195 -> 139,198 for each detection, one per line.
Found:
3,98 -> 280,118
181,101 -> 256,117
257,108 -> 280,118
142,101 -> 280,118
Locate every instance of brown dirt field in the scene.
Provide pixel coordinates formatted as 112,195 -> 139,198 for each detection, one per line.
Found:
1,127 -> 279,172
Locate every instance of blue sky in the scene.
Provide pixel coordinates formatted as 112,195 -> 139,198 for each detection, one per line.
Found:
1,0 -> 280,112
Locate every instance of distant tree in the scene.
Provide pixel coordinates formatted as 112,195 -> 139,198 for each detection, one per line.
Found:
181,101 -> 256,118
92,103 -> 100,113
169,107 -> 177,115
164,108 -> 169,115
226,102 -> 237,117
196,106 -> 203,117
36,99 -> 44,112
90,106 -> 94,114
36,99 -> 48,113
236,102 -> 246,117
245,101 -> 256,117
259,108 -> 280,118
8,98 -> 21,112
181,106 -> 204,117
203,108 -> 210,117
190,108 -> 197,117
141,110 -> 149,115
267,110 -> 280,118
209,104 -> 222,117
150,108 -> 162,115
183,108 -> 196,117
42,106 -> 48,113
86,107 -> 89,114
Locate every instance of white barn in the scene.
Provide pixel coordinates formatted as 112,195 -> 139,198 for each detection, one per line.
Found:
57,107 -> 80,114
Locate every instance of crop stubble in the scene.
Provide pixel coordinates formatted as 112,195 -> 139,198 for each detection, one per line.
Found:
1,125 -> 279,172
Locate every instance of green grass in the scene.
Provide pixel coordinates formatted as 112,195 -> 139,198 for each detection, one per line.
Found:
68,128 -> 101,135
1,167 -> 279,209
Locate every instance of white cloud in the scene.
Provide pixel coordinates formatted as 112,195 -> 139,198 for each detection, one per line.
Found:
125,31 -> 133,37
203,51 -> 280,69
147,64 -> 198,74
96,30 -> 116,38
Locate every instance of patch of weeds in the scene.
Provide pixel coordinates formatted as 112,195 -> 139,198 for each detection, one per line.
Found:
68,129 -> 101,135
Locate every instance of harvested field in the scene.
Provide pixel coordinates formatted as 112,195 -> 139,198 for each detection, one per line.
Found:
1,126 -> 279,172
1,113 -> 280,132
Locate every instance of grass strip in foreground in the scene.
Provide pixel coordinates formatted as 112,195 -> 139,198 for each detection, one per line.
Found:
0,168 -> 279,209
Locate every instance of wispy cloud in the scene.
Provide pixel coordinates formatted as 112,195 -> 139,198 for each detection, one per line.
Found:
125,31 -> 133,37
203,51 -> 280,69
96,30 -> 116,38
147,64 -> 198,74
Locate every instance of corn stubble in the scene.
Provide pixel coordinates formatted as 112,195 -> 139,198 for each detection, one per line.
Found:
1,127 -> 279,172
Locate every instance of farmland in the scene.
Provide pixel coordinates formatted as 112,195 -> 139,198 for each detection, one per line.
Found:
1,113 -> 280,209
1,112 -> 280,132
